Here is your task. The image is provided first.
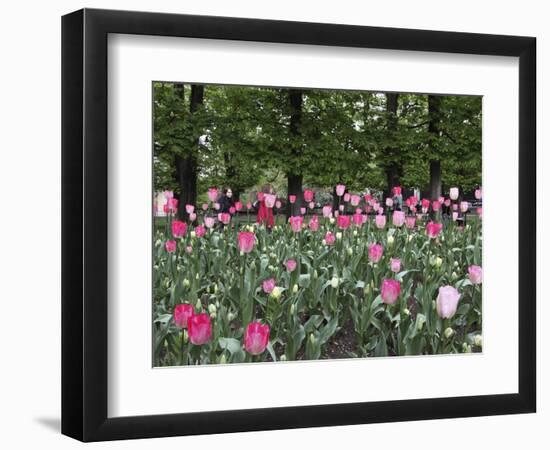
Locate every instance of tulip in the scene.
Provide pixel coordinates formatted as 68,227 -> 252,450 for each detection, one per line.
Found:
270,286 -> 282,299
444,327 -> 455,339
330,277 -> 339,288
300,207 -> 306,215
452,212 -> 459,221
337,215 -> 351,230
460,201 -> 469,213
350,195 -> 360,206
204,216 -> 216,229
262,278 -> 276,294
390,258 -> 401,273
167,198 -> 179,212
285,259 -> 297,272
229,207 -> 236,215
405,216 -> 416,229
421,198 -> 430,209
368,243 -> 383,263
309,215 -> 319,231
289,195 -> 296,204
392,210 -> 405,227
342,193 -> 350,203
468,265 -> 483,284
303,189 -> 314,203
188,313 -> 212,345
218,213 -> 231,225
246,201 -> 252,210
194,225 -> 206,238
235,201 -> 243,211
426,221 -> 443,238
336,184 -> 346,197
436,286 -> 461,319
325,231 -> 336,245
165,240 -> 177,252
475,188 -> 483,200
352,213 -> 363,226
336,232 -> 342,240
364,194 -> 372,204
172,220 -> 187,238
237,231 -> 255,253
207,187 -> 218,203
449,187 -> 459,201
322,205 -> 332,218
174,303 -> 194,328
189,212 -> 197,222
289,216 -> 303,232
381,278 -> 401,304
163,190 -> 174,200
432,200 -> 441,211
474,335 -> 483,347
244,322 -> 270,355
185,245 -> 193,254
213,202 -> 220,210
338,204 -> 344,212
264,194 -> 276,208
386,197 -> 393,207
375,214 -> 386,229
408,196 -> 418,207
392,186 -> 402,196
476,207 -> 483,217
275,200 -> 282,209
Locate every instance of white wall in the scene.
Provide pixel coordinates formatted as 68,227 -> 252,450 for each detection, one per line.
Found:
0,0 -> 546,448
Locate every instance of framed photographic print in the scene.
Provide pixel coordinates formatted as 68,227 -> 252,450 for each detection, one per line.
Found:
62,8 -> 536,442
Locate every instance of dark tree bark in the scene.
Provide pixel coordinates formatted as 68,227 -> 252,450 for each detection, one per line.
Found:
428,95 -> 442,200
384,93 -> 402,196
175,84 -> 204,220
287,90 -> 303,218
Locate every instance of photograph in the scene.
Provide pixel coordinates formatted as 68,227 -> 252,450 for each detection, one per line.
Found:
152,82 -> 483,366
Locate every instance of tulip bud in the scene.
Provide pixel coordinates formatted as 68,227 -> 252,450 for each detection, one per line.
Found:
240,267 -> 244,275
403,308 -> 410,316
451,271 -> 458,280
195,273 -> 199,280
453,261 -> 459,267
444,327 -> 454,339
219,353 -> 227,364
322,239 -> 327,245
435,257 -> 442,268
183,330 -> 189,344
364,284 -> 370,294
329,217 -> 335,224
292,284 -> 298,294
155,239 -> 162,247
309,334 -> 316,345
313,270 -> 318,279
270,252 -> 277,260
190,231 -> 196,238
353,230 -> 358,236
227,312 -> 235,322
195,299 -> 201,310
408,235 -> 413,242
271,286 -> 282,299
280,355 -> 287,362
183,278 -> 190,287
209,312 -> 217,319
474,334 -> 483,347
331,277 -> 339,288
462,342 -> 472,353
347,247 -> 353,256
387,235 -> 394,246
208,304 -> 217,314
240,251 -> 244,257
417,316 -> 425,331
336,232 -> 342,240
214,284 -> 218,294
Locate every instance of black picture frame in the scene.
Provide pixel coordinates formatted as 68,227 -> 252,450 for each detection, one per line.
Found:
62,8 -> 536,442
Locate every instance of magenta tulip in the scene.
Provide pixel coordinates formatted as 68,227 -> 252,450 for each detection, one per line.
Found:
337,215 -> 351,230
172,220 -> 187,238
289,195 -> 296,204
163,190 -> 174,200
352,213 -> 363,226
237,231 -> 255,253
188,313 -> 212,345
285,259 -> 297,272
381,279 -> 401,304
194,225 -> 206,238
368,243 -> 383,263
218,212 -> 231,225
246,201 -> 252,210
468,265 -> 483,285
392,186 -> 402,196
262,278 -> 276,294
432,200 -> 441,211
426,221 -> 443,238
165,240 -> 176,252
174,303 -> 194,328
244,322 -> 270,355
289,216 -> 303,232
235,201 -> 243,211
336,184 -> 346,197
303,189 -> 314,203
436,286 -> 461,319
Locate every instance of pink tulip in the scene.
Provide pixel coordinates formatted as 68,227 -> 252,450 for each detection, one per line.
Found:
275,200 -> 282,209
303,189 -> 314,203
362,214 -> 368,224
408,196 -> 418,207
165,240 -> 177,252
237,231 -> 255,253
475,188 -> 483,200
168,198 -> 179,212
300,207 -> 306,215
375,214 -> 386,229
364,194 -> 372,204
381,279 -> 401,304
264,194 -> 276,208
246,201 -> 252,210
207,188 -> 218,203
444,199 -> 451,207
174,303 -> 194,328
432,200 -> 441,211
337,215 -> 351,230
476,207 -> 483,217
285,259 -> 297,272
194,225 -> 206,238
185,204 -> 195,214
426,221 -> 443,238
438,196 -> 445,203
172,220 -> 187,238
289,216 -> 303,232
468,265 -> 483,284
392,186 -> 402,196
229,207 -> 236,215
386,198 -> 394,207
204,217 -> 216,229
218,213 -> 231,225
460,201 -> 469,213
390,258 -> 401,273
449,187 -> 459,201
189,212 -> 197,222
421,198 -> 430,209
352,213 -> 363,226
452,212 -> 459,221
322,205 -> 332,218
410,206 -> 417,214
244,322 -> 270,355
308,201 -> 315,209
368,243 -> 383,263
188,313 -> 212,345
202,203 -> 208,211
262,278 -> 276,294
289,195 -> 296,204
436,286 -> 461,319
392,210 -> 405,227
185,245 -> 193,254
325,231 -> 336,245
163,190 -> 174,200
350,195 -> 360,206
336,184 -> 346,197
309,215 -> 319,231
344,193 -> 351,203
378,207 -> 384,215
338,205 -> 344,212
235,201 -> 243,211
355,208 -> 362,215
213,202 -> 220,210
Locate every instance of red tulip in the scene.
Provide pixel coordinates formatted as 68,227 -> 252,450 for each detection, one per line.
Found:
381,279 -> 401,304
172,220 -> 187,238
421,198 -> 430,209
165,240 -> 176,252
303,189 -> 314,203
426,221 -> 443,238
237,231 -> 255,253
392,186 -> 402,196
289,216 -> 303,232
337,215 -> 351,230
368,243 -> 383,263
244,322 -> 270,355
174,304 -> 194,328
188,313 -> 212,345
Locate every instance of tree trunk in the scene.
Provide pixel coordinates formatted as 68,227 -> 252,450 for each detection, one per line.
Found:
384,93 -> 401,196
428,95 -> 442,200
175,84 -> 204,220
287,90 -> 303,218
